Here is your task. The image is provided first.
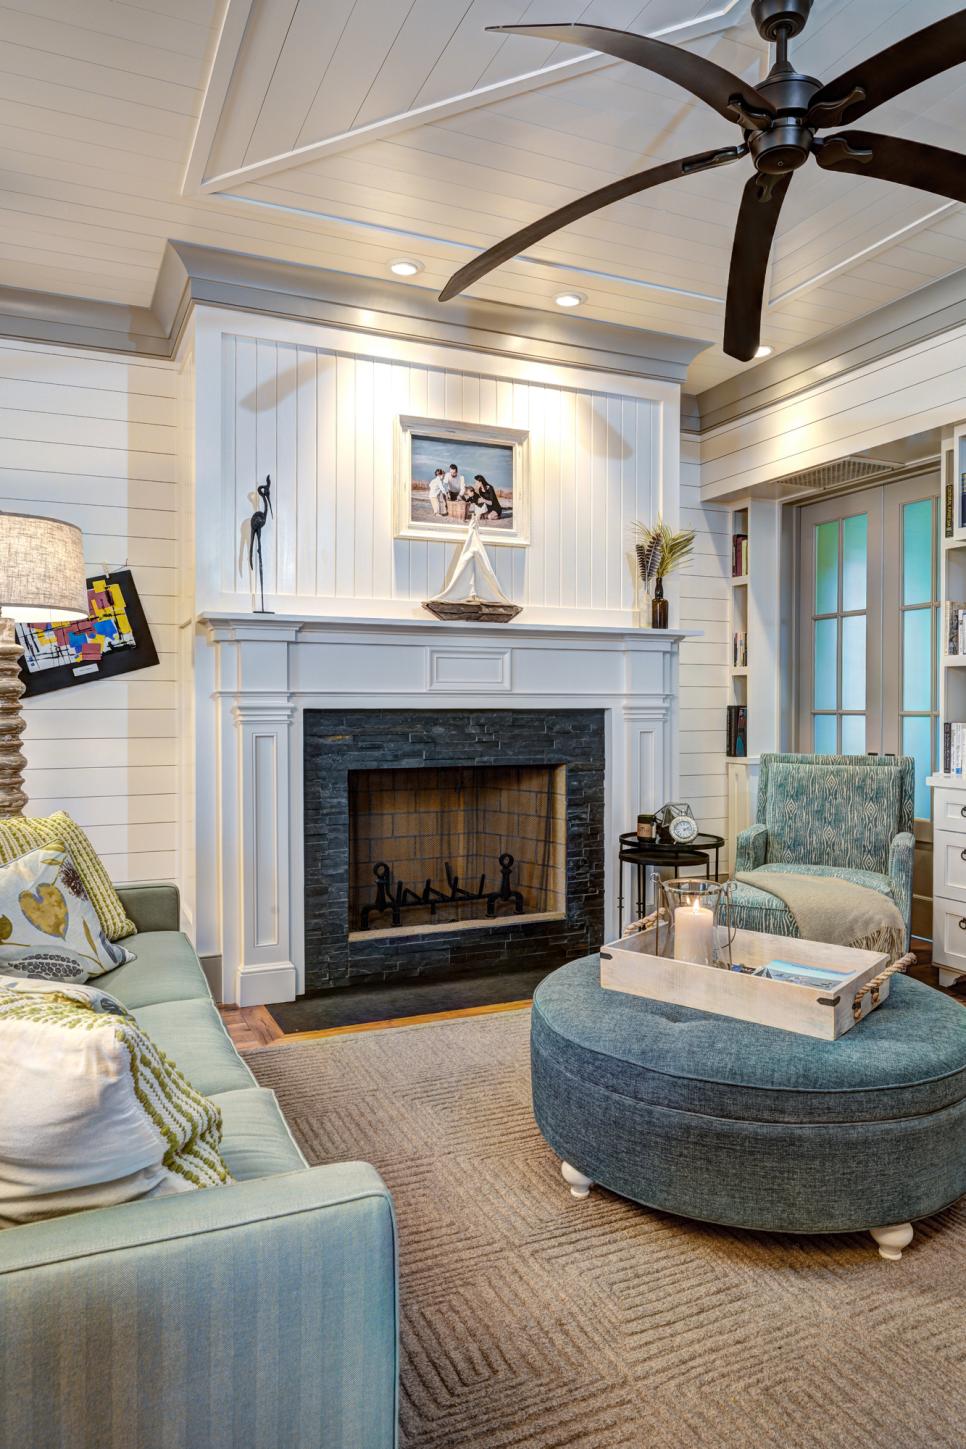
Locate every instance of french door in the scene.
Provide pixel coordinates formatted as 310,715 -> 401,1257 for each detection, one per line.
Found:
798,474 -> 940,935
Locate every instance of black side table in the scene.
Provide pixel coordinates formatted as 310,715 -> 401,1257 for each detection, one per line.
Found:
617,831 -> 726,935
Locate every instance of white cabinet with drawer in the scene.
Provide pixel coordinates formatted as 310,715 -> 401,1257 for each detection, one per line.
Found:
934,787 -> 966,835
929,775 -> 966,986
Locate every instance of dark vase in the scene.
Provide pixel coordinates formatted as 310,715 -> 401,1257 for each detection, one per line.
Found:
651,578 -> 668,629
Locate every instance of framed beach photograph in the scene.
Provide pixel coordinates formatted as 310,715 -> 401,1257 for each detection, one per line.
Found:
395,415 -> 530,546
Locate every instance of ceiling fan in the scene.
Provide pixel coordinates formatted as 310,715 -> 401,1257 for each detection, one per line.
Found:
438,1 -> 966,361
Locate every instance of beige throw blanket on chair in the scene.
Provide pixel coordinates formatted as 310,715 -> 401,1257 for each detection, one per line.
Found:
735,871 -> 906,957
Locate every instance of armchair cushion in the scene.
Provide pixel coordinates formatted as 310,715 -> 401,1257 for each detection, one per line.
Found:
762,762 -> 902,873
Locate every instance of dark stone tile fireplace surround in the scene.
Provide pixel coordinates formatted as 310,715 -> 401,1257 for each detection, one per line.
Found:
303,709 -> 605,992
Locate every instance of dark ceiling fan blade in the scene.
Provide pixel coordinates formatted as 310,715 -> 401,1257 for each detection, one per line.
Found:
807,12 -> 966,128
723,172 -> 793,363
487,23 -> 774,126
815,131 -> 966,205
438,143 -> 746,303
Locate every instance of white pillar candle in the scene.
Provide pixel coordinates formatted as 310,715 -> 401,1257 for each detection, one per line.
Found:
673,899 -> 714,963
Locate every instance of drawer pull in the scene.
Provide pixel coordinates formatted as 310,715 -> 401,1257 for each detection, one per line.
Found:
959,918 -> 966,932
960,849 -> 966,861
960,806 -> 966,818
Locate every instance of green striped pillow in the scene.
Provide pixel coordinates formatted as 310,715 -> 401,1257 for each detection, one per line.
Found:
0,976 -> 231,1225
0,812 -> 136,941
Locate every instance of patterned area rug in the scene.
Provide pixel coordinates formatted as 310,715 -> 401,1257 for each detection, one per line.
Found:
249,1009 -> 966,1449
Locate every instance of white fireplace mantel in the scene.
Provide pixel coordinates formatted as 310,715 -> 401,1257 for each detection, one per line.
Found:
194,611 -> 699,1006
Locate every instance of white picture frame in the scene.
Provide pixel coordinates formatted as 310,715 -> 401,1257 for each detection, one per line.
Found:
394,415 -> 530,546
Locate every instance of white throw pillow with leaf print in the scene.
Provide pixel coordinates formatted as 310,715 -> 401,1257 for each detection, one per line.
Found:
0,975 -> 232,1226
0,842 -> 134,983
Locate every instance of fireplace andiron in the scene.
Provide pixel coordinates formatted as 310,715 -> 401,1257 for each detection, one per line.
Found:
360,854 -> 525,929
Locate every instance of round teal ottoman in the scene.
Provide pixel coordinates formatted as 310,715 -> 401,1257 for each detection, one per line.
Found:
531,956 -> 966,1259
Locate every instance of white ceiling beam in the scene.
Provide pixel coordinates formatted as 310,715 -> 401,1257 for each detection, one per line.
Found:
186,0 -> 749,197
182,0 -> 256,196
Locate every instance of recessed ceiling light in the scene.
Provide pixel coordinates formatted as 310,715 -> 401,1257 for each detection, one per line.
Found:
554,291 -> 586,308
390,259 -> 423,277
755,344 -> 774,358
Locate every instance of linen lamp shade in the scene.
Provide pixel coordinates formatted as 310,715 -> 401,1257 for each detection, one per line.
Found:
0,513 -> 88,622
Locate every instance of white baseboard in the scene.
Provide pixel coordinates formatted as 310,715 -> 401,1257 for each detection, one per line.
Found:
235,960 -> 298,1007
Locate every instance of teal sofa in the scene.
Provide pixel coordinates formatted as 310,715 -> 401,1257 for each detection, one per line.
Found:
732,752 -> 916,949
0,885 -> 399,1449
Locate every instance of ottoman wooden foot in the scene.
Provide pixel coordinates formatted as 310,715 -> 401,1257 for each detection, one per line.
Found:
561,1162 -> 593,1199
869,1223 -> 914,1261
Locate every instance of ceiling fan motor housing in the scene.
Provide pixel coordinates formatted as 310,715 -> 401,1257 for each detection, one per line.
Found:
751,0 -> 813,42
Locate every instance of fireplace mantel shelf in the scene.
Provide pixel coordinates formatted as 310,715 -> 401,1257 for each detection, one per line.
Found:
199,610 -> 700,643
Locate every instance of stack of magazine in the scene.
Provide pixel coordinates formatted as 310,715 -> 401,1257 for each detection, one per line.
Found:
736,959 -> 844,989
943,721 -> 966,774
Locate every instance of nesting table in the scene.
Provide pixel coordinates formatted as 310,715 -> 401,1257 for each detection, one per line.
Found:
617,830 -> 725,934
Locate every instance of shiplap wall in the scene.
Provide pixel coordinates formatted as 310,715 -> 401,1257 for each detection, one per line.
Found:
0,339 -> 179,884
679,433 -> 730,863
218,333 -> 662,619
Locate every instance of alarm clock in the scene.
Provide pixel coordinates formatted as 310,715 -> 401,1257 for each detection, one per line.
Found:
655,802 -> 698,844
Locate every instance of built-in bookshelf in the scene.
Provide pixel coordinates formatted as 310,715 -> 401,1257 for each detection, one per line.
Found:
938,428 -> 966,779
728,507 -> 748,760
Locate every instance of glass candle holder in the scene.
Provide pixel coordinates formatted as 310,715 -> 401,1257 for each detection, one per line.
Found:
655,878 -> 735,968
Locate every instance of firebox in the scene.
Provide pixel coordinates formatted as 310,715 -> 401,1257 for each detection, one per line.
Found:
303,709 -> 605,992
347,764 -> 566,935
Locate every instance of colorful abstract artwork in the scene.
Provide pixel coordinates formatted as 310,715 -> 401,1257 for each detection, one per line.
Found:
16,569 -> 159,697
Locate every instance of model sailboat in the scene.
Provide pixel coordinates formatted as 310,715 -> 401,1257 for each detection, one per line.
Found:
423,514 -> 522,622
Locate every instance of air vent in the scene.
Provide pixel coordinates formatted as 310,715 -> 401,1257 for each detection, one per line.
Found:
773,455 -> 895,495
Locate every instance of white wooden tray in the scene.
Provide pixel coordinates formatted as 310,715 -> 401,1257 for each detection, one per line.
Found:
599,926 -> 895,1040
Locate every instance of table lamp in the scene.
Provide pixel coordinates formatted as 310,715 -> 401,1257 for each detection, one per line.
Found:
0,512 -> 88,815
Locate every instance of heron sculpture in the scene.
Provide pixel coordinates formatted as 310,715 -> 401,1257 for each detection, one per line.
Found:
248,475 -> 273,613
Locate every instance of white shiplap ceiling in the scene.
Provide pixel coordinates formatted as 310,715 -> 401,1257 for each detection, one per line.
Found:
2,0 -> 966,392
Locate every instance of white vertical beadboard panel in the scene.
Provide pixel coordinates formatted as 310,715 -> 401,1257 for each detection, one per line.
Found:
316,351 -> 337,598
254,340 -> 278,597
220,333 -> 667,620
233,337 -> 257,601
0,340 -> 179,885
220,334 -> 237,598
295,347 -> 318,597
335,353 -> 356,598
353,356 -> 375,599
274,343 -> 298,597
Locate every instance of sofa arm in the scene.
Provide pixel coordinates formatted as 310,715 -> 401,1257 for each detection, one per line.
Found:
888,831 -> 915,949
116,881 -> 181,933
735,824 -> 768,872
0,1163 -> 398,1449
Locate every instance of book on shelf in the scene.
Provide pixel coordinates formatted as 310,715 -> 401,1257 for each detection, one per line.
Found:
946,477 -> 955,539
943,722 -> 966,775
732,631 -> 748,667
726,704 -> 747,758
962,472 -> 966,532
946,601 -> 966,656
731,534 -> 748,578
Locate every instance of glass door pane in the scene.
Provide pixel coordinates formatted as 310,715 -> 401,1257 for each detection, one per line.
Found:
801,496 -> 874,754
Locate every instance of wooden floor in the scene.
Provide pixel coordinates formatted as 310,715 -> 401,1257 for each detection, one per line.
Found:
219,942 -> 963,1051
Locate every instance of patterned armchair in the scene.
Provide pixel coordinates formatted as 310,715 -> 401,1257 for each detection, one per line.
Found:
732,753 -> 916,949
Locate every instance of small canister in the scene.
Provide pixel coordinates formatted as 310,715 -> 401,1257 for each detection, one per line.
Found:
636,813 -> 655,841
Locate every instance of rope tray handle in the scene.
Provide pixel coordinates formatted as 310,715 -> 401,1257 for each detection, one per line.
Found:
622,910 -> 659,938
852,952 -> 916,1022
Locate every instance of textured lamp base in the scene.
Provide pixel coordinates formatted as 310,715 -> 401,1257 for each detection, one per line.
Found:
0,617 -> 27,815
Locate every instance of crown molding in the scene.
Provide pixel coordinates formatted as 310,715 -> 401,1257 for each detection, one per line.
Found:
0,241 -> 708,384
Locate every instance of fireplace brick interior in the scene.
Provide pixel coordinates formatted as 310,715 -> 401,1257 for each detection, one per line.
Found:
348,764 -> 567,933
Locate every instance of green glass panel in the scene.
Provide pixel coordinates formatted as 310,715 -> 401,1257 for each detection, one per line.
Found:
841,615 -> 866,710
841,715 -> 866,754
903,715 -> 932,819
902,499 -> 934,606
813,714 -> 837,754
814,618 -> 837,710
842,514 -> 868,612
815,521 -> 838,614
903,610 -> 932,711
